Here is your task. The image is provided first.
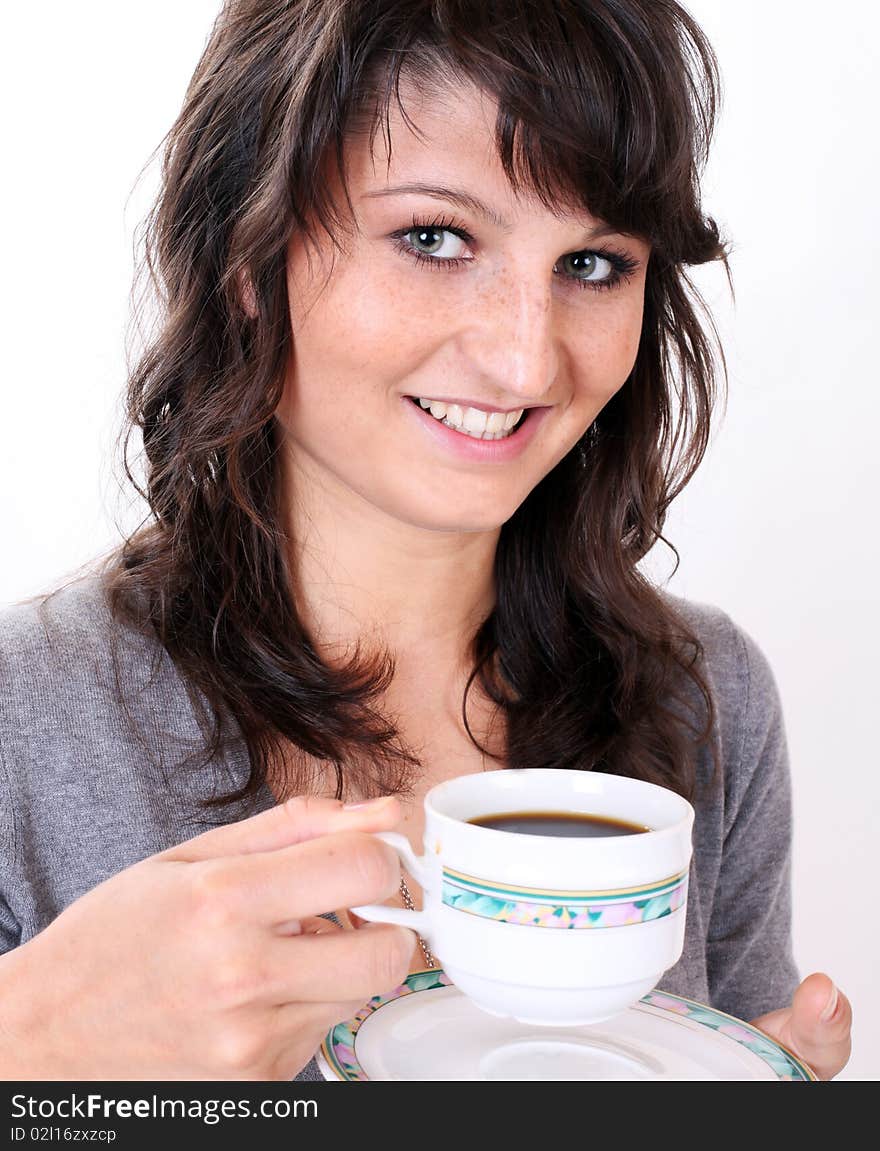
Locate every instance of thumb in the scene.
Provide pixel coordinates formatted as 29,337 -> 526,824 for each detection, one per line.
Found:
788,971 -> 852,1079
161,793 -> 401,863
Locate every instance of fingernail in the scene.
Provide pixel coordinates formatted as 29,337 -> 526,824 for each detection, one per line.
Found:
343,795 -> 393,811
820,982 -> 839,1022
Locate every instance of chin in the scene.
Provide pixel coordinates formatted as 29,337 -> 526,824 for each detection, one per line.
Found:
388,484 -> 530,535
407,508 -> 511,535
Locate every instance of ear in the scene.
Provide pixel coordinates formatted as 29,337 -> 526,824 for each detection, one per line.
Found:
235,266 -> 259,319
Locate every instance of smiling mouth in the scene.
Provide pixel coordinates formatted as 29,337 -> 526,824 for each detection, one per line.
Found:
405,396 -> 530,440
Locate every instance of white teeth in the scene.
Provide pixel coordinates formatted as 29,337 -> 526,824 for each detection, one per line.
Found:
413,397 -> 525,439
462,407 -> 488,434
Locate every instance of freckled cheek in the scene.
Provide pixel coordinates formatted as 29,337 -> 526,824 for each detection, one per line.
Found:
610,332 -> 642,392
621,284 -> 648,359
277,305 -> 424,440
568,333 -> 640,414
316,266 -> 436,370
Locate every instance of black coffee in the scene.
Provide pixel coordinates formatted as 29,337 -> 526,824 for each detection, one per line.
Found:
468,810 -> 649,838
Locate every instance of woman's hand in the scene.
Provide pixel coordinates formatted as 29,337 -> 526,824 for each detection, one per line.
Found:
0,794 -> 414,1081
749,971 -> 852,1080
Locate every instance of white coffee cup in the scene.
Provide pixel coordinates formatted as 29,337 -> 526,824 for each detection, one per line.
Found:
351,768 -> 694,1026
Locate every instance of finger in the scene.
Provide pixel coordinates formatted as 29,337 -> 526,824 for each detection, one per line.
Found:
195,829 -> 405,924
162,794 -> 401,863
278,914 -> 343,938
258,922 -> 417,1004
269,997 -> 377,1079
789,972 -> 853,1080
226,995 -> 373,1080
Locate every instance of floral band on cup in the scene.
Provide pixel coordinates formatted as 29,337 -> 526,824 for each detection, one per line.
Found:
440,867 -> 689,929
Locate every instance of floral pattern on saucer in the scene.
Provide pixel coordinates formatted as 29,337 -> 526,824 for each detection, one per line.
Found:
321,969 -> 453,1082
641,992 -> 816,1081
319,972 -> 818,1082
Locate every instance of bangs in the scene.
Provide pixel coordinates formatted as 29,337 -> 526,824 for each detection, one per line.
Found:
318,0 -> 721,263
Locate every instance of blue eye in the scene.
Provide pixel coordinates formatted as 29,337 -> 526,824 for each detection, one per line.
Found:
389,215 -> 641,293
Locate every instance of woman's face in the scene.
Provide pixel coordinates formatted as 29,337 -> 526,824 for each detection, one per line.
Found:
275,78 -> 651,536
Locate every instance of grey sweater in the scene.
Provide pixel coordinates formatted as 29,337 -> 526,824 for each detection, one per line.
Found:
0,572 -> 800,1080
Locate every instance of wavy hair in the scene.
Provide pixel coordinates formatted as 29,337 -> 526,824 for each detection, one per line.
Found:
108,0 -> 732,812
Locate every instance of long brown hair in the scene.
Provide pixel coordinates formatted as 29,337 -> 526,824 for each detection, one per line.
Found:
108,0 -> 731,813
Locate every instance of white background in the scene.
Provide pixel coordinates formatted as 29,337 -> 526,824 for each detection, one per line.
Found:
1,3 -> 877,1079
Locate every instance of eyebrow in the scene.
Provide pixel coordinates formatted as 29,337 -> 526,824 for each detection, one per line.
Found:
361,182 -> 624,242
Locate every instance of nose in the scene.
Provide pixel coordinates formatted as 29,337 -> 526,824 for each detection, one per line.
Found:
458,269 -> 559,406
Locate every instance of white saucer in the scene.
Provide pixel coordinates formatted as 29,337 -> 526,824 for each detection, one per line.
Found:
318,969 -> 816,1081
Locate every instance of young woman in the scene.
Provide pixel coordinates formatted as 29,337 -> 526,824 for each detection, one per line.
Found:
0,0 -> 851,1080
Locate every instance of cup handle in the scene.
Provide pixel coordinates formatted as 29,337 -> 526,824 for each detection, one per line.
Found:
349,831 -> 431,932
